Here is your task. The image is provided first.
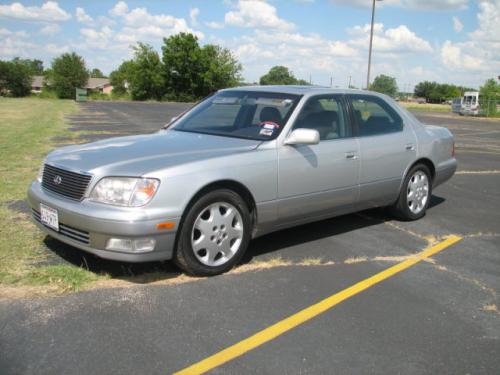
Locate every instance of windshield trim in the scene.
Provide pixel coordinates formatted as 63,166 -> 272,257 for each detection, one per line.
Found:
172,128 -> 266,142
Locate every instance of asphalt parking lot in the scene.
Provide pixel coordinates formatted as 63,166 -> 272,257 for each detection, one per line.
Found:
1,101 -> 499,374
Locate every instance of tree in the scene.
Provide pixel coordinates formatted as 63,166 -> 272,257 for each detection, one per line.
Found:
259,66 -> 300,85
162,33 -> 203,100
128,43 -> 164,101
109,60 -> 135,95
479,78 -> 500,116
90,68 -> 105,78
12,58 -> 43,75
0,61 -> 7,91
0,59 -> 33,97
200,44 -> 242,95
51,52 -> 89,99
414,81 -> 475,103
369,74 -> 398,97
161,33 -> 243,101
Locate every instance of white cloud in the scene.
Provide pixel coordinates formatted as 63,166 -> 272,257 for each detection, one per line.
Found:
0,27 -> 33,57
46,43 -> 69,54
453,16 -> 463,32
469,0 -> 499,41
76,7 -> 93,24
109,1 -> 128,17
224,0 -> 295,31
0,1 -> 71,22
410,66 -> 425,75
349,24 -> 433,53
206,21 -> 224,29
80,26 -> 114,49
440,1 -> 500,75
40,23 -> 61,35
189,8 -> 199,27
109,2 -> 204,41
441,40 -> 483,70
329,0 -> 467,10
0,27 -> 28,38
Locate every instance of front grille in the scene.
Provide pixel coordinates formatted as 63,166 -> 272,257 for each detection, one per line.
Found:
42,164 -> 92,201
33,209 -> 90,245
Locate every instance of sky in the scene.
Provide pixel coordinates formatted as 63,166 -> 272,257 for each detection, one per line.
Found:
0,0 -> 498,90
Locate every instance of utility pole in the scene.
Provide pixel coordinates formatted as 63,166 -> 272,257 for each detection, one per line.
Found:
367,0 -> 382,89
348,75 -> 352,88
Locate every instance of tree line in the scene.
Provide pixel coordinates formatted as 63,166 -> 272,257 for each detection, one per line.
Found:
0,54 -> 105,99
1,31 -> 498,105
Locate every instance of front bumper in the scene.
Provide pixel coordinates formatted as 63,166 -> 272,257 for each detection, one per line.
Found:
28,181 -> 180,262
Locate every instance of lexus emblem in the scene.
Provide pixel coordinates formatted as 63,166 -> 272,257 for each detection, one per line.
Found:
53,175 -> 62,185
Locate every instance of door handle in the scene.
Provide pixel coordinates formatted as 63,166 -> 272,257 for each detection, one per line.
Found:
345,151 -> 357,159
405,143 -> 415,151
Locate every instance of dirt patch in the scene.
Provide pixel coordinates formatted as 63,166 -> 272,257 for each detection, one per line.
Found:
482,304 -> 499,314
344,257 -> 368,264
6,200 -> 31,215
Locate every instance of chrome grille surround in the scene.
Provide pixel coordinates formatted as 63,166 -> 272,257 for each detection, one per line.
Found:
41,164 -> 92,201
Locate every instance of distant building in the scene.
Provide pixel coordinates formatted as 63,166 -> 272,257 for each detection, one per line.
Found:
31,76 -> 44,93
31,76 -> 113,94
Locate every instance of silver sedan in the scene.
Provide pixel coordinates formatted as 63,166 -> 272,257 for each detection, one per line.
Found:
28,86 -> 456,275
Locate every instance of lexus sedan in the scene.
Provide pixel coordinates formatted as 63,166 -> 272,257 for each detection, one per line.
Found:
28,86 -> 456,276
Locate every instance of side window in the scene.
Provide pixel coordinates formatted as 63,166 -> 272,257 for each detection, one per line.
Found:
293,96 -> 350,140
349,95 -> 403,137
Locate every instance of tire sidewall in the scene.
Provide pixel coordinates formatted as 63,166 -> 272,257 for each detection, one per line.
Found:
397,164 -> 432,220
175,189 -> 252,276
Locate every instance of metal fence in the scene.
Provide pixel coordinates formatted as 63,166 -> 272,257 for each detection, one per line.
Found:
479,98 -> 500,117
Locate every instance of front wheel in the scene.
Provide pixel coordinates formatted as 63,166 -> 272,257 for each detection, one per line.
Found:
391,164 -> 432,221
175,189 -> 251,276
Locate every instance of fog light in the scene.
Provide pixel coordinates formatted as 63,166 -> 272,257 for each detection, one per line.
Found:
106,238 -> 156,253
133,238 -> 156,252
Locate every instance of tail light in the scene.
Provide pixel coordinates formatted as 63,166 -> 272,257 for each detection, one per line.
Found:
452,141 -> 455,157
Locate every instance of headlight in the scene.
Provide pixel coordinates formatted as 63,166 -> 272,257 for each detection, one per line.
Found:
90,177 -> 160,207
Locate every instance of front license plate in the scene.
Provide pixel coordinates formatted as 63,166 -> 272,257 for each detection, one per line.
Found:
40,203 -> 59,231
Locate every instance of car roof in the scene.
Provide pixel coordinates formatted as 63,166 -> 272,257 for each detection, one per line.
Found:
221,85 -> 370,96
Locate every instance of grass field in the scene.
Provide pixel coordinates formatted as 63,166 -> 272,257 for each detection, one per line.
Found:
0,98 -> 104,296
399,101 -> 451,112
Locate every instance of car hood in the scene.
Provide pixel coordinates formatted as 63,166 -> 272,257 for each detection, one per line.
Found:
46,130 -> 262,176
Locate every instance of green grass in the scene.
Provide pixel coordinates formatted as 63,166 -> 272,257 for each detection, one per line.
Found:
0,97 -> 105,295
400,102 -> 451,112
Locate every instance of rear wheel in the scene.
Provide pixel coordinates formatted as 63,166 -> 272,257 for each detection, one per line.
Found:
391,164 -> 432,221
175,189 -> 251,276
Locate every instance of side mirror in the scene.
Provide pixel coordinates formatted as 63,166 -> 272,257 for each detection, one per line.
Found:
285,128 -> 320,145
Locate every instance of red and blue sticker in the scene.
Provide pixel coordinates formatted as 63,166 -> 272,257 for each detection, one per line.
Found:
259,121 -> 279,136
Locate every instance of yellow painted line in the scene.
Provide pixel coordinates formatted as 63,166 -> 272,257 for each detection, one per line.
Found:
173,235 -> 462,375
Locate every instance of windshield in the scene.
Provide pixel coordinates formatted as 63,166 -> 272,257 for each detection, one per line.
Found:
463,95 -> 477,105
171,90 -> 301,140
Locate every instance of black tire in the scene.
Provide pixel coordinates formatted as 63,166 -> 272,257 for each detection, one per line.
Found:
174,189 -> 252,276
391,163 -> 432,221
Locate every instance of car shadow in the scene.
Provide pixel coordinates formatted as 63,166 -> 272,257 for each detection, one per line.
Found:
40,195 -> 446,284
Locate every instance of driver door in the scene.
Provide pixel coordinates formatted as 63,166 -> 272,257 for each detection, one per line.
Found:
277,95 -> 360,226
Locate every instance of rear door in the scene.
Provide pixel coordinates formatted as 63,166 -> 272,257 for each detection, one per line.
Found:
277,95 -> 360,225
347,94 -> 416,208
